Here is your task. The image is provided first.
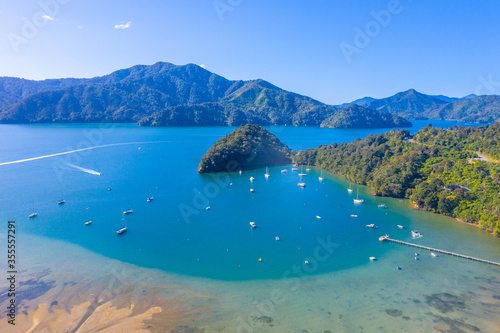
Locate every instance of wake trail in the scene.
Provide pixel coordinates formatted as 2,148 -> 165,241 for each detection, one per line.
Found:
65,163 -> 102,176
0,141 -> 170,166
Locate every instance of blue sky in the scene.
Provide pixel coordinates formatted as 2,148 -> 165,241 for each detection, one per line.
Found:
1,0 -> 499,104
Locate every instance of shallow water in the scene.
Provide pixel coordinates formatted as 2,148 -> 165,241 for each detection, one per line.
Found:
0,121 -> 498,332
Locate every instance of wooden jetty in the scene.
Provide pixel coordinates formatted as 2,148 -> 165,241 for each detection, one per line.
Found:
378,235 -> 500,267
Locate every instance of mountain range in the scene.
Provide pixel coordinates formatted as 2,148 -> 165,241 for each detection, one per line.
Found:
338,89 -> 500,123
0,61 -> 499,126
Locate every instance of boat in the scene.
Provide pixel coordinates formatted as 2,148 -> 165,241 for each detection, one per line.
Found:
275,236 -> 280,241
116,226 -> 127,235
353,189 -> 363,204
396,266 -> 401,270
85,221 -> 92,225
250,188 -> 255,193
281,169 -> 288,173
291,167 -> 298,171
108,187 -> 112,191
206,201 -> 210,210
397,225 -> 405,229
304,260 -> 309,264
249,222 -> 257,228
230,183 -> 233,186
366,224 -> 378,229
318,170 -> 324,181
123,209 -> 133,214
306,168 -> 311,171
350,214 -> 358,217
293,163 -> 298,167
29,212 -> 37,218
265,167 -> 270,179
411,230 -> 422,238
58,199 -> 66,205
369,257 -> 377,261
147,196 -> 154,202
347,183 -> 353,193
239,170 -> 242,175
297,182 -> 306,187
316,215 -> 321,219
249,176 -> 254,182
431,253 -> 437,257
379,235 -> 389,241
378,204 -> 387,209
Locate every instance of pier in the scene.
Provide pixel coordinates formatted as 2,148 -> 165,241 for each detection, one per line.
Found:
379,236 -> 500,267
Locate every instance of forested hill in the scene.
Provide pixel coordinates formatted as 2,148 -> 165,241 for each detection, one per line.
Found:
198,124 -> 294,173
294,122 -> 500,235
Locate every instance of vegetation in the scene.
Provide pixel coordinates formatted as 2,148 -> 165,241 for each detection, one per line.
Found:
341,88 -> 500,122
198,124 -> 294,173
0,62 -> 411,128
320,104 -> 412,128
294,123 -> 500,235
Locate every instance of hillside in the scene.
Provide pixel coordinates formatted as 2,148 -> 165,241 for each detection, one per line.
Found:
320,104 -> 412,128
342,89 -> 500,122
0,62 -> 414,129
293,123 -> 500,235
198,124 -> 294,173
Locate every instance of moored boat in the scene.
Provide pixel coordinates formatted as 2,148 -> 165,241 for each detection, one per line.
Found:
297,182 -> 306,187
85,221 -> 92,225
366,224 -> 378,229
116,226 -> 127,235
249,222 -> 257,228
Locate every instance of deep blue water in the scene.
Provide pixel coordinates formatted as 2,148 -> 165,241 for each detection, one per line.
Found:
0,120 -> 495,281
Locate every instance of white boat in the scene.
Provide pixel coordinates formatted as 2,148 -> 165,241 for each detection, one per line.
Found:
123,209 -> 133,214
265,167 -> 270,179
411,230 -> 422,238
58,199 -> 66,205
275,236 -> 279,241
116,226 -> 127,235
379,235 -> 389,242
291,167 -> 298,171
316,215 -> 321,219
281,169 -> 288,173
318,170 -> 324,181
29,212 -> 37,218
431,253 -> 437,257
378,204 -> 387,209
350,214 -> 358,218
206,201 -> 210,210
298,173 -> 307,177
249,176 -> 254,182
229,183 -> 233,186
249,222 -> 257,228
250,188 -> 255,193
239,170 -> 242,175
366,224 -> 378,229
353,189 -> 363,204
369,257 -> 377,261
108,187 -> 112,191
297,182 -> 306,187
348,183 -> 353,193
85,221 -> 92,225
147,196 -> 154,202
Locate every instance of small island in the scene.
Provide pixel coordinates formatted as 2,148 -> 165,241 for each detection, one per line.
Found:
198,124 -> 295,173
320,104 -> 412,129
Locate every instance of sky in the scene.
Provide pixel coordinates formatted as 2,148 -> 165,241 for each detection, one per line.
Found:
0,0 -> 499,105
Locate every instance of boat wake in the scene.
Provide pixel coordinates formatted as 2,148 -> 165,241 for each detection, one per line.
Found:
0,141 -> 170,166
65,163 -> 102,176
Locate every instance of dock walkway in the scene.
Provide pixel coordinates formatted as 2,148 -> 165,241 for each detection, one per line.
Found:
379,236 -> 500,267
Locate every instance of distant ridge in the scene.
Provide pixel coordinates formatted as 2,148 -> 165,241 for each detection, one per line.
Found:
339,89 -> 500,123
0,62 -> 410,129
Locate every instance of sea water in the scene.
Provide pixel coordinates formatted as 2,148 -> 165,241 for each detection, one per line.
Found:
0,121 -> 498,332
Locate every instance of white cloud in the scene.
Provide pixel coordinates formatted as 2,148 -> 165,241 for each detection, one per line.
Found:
42,15 -> 55,21
114,22 -> 132,29
200,64 -> 206,68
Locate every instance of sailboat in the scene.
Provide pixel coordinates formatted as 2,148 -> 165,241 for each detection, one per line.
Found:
29,203 -> 37,218
353,189 -> 364,204
348,183 -> 353,193
298,165 -> 307,177
206,200 -> 210,210
265,167 -> 270,179
297,175 -> 306,187
318,170 -> 324,181
58,193 -> 66,205
116,218 -> 127,234
123,201 -> 133,214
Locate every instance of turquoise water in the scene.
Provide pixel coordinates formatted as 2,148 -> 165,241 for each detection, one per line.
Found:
0,120 -> 497,282
0,121 -> 499,332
